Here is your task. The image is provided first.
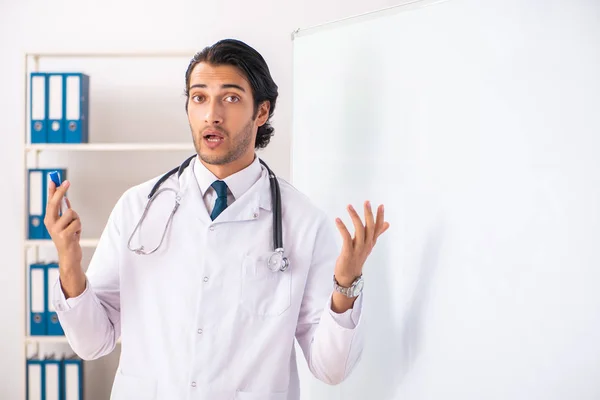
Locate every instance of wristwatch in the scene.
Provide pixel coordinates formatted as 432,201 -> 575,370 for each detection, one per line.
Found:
333,275 -> 364,298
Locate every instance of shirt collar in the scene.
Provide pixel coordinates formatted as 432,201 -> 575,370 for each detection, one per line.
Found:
193,154 -> 262,200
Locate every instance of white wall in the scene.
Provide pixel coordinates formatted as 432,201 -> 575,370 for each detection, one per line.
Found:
0,0 -> 405,398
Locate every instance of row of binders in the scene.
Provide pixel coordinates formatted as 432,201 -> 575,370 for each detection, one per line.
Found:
27,356 -> 83,400
28,168 -> 67,239
30,72 -> 90,144
30,263 -> 64,336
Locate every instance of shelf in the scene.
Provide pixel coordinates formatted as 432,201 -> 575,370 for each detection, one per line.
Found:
26,239 -> 99,248
25,336 -> 121,344
25,143 -> 195,152
26,51 -> 194,58
25,336 -> 70,344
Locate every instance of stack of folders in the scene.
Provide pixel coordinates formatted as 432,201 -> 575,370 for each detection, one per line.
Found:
26,355 -> 83,400
30,72 -> 90,144
28,168 -> 67,240
30,263 -> 64,336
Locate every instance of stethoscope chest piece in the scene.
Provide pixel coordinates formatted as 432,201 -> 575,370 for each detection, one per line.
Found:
267,249 -> 290,272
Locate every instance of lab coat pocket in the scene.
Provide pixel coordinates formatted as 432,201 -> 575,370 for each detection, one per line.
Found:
111,369 -> 157,400
240,254 -> 291,317
236,391 -> 288,400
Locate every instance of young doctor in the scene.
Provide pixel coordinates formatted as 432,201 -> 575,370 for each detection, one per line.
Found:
44,39 -> 389,400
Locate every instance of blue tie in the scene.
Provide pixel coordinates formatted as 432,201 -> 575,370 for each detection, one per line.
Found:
210,180 -> 228,220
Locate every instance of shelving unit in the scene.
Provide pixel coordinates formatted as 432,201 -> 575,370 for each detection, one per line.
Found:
22,50 -> 196,400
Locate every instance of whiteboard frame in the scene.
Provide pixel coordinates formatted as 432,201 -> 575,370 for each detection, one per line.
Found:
291,0 -> 450,40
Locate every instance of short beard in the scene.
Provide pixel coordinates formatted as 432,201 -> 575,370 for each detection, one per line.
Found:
193,119 -> 254,166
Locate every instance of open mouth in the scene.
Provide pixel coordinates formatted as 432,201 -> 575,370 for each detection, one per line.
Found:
203,131 -> 225,149
204,135 -> 224,142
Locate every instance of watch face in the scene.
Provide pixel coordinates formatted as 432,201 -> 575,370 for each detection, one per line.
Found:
354,279 -> 364,295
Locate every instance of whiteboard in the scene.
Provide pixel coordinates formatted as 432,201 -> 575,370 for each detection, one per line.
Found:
291,0 -> 600,399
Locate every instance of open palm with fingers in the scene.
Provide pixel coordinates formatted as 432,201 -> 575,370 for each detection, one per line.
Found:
334,201 -> 390,287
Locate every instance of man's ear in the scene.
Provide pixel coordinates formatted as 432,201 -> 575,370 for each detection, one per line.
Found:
256,101 -> 270,127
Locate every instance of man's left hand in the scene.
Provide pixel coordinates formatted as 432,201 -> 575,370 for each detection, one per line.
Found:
334,201 -> 390,288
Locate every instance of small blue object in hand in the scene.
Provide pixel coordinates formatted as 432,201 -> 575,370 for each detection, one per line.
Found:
48,170 -> 69,214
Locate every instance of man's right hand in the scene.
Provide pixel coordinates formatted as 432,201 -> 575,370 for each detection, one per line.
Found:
44,179 -> 86,298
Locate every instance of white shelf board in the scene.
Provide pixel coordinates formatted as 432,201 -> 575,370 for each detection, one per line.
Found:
26,51 -> 194,58
25,336 -> 121,344
25,143 -> 195,152
26,239 -> 99,248
25,336 -> 70,344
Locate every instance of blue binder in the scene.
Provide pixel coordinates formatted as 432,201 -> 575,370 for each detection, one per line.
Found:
45,263 -> 65,336
30,73 -> 48,144
64,73 -> 90,144
45,263 -> 64,336
26,358 -> 45,400
63,357 -> 83,400
30,263 -> 46,336
47,73 -> 65,143
44,357 -> 63,400
28,169 -> 46,239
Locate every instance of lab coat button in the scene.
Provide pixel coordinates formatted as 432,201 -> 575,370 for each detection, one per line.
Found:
203,277 -> 209,282
253,212 -> 258,219
197,329 -> 203,334
191,382 -> 197,387
209,225 -> 215,231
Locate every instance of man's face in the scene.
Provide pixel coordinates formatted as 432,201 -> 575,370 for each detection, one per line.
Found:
187,62 -> 269,168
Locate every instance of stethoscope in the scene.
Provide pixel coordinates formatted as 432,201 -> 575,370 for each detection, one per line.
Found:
127,154 -> 290,273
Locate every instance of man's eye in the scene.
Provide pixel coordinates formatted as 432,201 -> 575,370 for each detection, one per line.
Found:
225,96 -> 240,103
192,95 -> 204,103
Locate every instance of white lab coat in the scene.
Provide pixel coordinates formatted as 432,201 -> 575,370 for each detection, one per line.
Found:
53,157 -> 365,400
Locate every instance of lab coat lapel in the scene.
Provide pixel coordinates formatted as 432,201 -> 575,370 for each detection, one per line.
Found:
214,166 -> 273,223
178,158 -> 212,225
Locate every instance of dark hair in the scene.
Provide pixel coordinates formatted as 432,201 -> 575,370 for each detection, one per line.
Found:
184,39 -> 279,149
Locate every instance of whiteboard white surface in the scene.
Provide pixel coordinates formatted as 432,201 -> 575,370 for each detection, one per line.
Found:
291,0 -> 600,399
